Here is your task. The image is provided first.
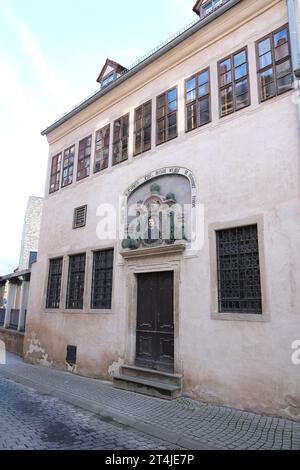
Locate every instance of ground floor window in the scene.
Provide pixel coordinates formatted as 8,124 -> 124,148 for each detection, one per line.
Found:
66,254 -> 86,310
46,258 -> 63,309
91,249 -> 114,309
216,225 -> 262,314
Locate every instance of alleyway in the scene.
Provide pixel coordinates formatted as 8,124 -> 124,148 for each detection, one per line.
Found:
0,354 -> 299,450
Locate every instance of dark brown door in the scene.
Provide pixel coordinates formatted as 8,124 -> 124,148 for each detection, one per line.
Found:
136,271 -> 174,373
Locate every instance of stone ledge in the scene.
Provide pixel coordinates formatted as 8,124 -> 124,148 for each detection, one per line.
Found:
120,242 -> 187,259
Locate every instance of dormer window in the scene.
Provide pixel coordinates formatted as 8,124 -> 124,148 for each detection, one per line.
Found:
96,59 -> 128,89
193,0 -> 224,17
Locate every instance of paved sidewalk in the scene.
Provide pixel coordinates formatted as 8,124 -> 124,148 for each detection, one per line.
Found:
0,354 -> 299,450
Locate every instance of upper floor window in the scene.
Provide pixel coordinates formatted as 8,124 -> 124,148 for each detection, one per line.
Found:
186,69 -> 210,132
201,0 -> 223,17
113,114 -> 129,166
49,153 -> 62,194
134,101 -> 152,156
218,48 -> 250,117
256,25 -> 293,102
77,136 -> 92,181
157,88 -> 177,145
62,145 -> 75,187
94,125 -> 110,173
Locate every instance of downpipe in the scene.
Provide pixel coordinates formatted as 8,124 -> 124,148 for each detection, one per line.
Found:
286,0 -> 300,136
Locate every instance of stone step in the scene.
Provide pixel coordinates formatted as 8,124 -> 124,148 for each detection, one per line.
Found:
113,374 -> 182,400
120,365 -> 182,387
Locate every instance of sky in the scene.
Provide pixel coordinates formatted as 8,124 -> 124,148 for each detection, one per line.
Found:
0,0 -> 196,275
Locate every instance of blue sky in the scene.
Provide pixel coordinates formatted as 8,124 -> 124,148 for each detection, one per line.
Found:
0,0 -> 196,275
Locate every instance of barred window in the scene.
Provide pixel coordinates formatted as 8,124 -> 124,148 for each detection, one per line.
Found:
256,25 -> 293,102
91,249 -> 114,309
49,153 -> 62,194
73,205 -> 87,229
77,136 -> 92,181
157,88 -> 177,145
94,125 -> 110,173
46,258 -> 63,309
134,101 -> 152,155
219,48 -> 250,117
216,225 -> 262,314
186,70 -> 210,131
66,254 -> 86,310
113,114 -> 129,166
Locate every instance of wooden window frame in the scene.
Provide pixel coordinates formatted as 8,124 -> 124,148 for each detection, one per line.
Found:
46,257 -> 63,309
218,47 -> 250,118
91,248 -> 114,310
61,145 -> 75,188
185,69 -> 211,133
112,114 -> 129,166
256,24 -> 293,103
134,101 -> 152,156
49,153 -> 62,194
77,135 -> 92,181
156,87 -> 178,145
94,124 -> 110,173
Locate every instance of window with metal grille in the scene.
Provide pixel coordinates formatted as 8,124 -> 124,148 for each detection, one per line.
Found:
73,205 -> 87,229
134,101 -> 152,155
46,258 -> 63,309
216,225 -> 262,314
49,153 -> 62,194
62,145 -> 75,187
218,48 -> 250,117
77,135 -> 92,181
185,69 -> 210,131
94,125 -> 110,173
256,25 -> 292,102
157,88 -> 177,145
112,114 -> 129,166
91,249 -> 114,309
66,254 -> 86,310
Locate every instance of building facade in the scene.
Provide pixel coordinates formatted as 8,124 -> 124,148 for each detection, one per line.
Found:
0,197 -> 43,355
25,0 -> 300,419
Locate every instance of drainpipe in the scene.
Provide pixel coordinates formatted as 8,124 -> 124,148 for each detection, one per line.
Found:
287,0 -> 300,135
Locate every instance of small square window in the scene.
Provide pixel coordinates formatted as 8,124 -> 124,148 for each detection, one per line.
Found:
73,205 -> 87,229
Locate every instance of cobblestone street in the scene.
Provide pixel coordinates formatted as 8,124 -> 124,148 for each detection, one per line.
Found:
0,376 -> 177,450
0,354 -> 299,450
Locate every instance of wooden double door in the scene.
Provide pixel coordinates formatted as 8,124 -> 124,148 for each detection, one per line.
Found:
136,271 -> 174,373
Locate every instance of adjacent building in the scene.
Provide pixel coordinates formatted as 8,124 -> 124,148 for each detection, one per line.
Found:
24,0 -> 300,419
0,197 -> 43,355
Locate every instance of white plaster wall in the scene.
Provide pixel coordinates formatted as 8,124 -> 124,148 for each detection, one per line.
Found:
25,0 -> 300,418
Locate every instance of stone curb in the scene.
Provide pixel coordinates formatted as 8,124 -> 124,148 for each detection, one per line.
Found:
0,368 -> 218,450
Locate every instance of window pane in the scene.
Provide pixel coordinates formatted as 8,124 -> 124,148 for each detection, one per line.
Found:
187,102 -> 197,131
186,89 -> 196,102
221,86 -> 233,116
199,83 -> 209,97
235,63 -> 247,80
186,77 -> 196,93
259,51 -> 272,69
199,98 -> 210,126
276,59 -> 291,79
234,50 -> 246,67
199,70 -> 209,86
277,74 -> 293,94
258,38 -> 271,56
167,88 -> 177,103
274,28 -> 288,48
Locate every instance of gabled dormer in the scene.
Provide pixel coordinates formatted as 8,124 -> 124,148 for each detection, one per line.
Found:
193,0 -> 225,17
96,59 -> 128,89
